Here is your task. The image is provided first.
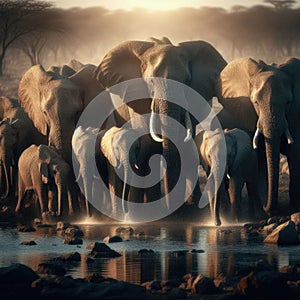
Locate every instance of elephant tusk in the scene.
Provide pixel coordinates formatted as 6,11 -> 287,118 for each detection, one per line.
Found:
150,111 -> 163,143
285,128 -> 294,145
226,173 -> 231,179
134,163 -> 139,170
253,128 -> 261,149
184,128 -> 192,143
184,111 -> 193,143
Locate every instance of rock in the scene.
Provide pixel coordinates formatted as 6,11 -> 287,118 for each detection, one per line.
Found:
191,274 -> 218,295
87,242 -> 121,258
0,263 -> 39,285
64,226 -> 84,237
56,221 -> 71,231
236,270 -> 290,299
138,249 -> 154,254
103,235 -> 123,243
17,225 -> 36,232
191,249 -> 205,253
291,212 -> 300,232
20,240 -> 37,246
64,237 -> 83,245
53,252 -> 81,262
264,221 -> 300,245
150,280 -> 162,290
115,226 -> 134,236
262,222 -> 278,234
37,263 -> 66,276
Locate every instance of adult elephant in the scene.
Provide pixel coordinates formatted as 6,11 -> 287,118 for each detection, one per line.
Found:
18,63 -> 105,217
0,96 -> 46,202
94,37 -> 227,209
215,57 -> 296,216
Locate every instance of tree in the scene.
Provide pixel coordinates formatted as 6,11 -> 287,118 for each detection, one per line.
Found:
0,0 -> 52,76
264,0 -> 296,9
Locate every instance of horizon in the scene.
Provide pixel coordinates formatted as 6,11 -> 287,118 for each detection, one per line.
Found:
47,0 -> 300,10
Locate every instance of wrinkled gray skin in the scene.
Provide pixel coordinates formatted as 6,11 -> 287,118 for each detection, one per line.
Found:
16,145 -> 70,219
100,126 -> 141,218
215,57 -> 298,216
0,97 -> 46,202
95,37 -> 227,208
195,128 -> 264,226
72,126 -> 108,218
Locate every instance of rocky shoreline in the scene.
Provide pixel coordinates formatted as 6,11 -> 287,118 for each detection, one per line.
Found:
1,211 -> 300,299
1,256 -> 300,299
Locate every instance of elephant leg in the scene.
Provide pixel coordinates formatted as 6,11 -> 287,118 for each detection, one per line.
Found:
228,178 -> 242,223
15,179 -> 26,214
287,138 -> 300,213
245,180 -> 266,221
35,185 -> 49,218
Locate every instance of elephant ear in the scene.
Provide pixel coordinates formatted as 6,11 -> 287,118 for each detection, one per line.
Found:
39,162 -> 49,184
69,64 -> 104,108
100,126 -> 120,168
278,57 -> 300,98
179,40 -> 227,101
18,65 -> 52,135
215,58 -> 263,132
218,57 -> 263,100
94,40 -> 154,89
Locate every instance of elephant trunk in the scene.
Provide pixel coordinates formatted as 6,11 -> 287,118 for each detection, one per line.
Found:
80,167 -> 92,218
122,160 -> 130,214
56,180 -> 68,217
49,125 -> 74,164
261,114 -> 285,215
0,162 -> 10,200
207,162 -> 222,226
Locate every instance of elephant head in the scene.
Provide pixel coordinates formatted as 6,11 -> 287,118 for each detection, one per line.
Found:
38,145 -> 70,216
217,57 -> 293,216
18,64 -> 104,164
95,37 -> 227,206
100,126 -> 140,216
0,118 -> 19,200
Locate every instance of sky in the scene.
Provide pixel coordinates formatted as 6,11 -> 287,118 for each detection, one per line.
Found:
49,0 -> 300,10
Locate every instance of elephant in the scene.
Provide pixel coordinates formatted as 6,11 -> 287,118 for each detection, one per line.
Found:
0,96 -> 46,202
94,37 -> 227,210
195,128 -> 264,226
214,57 -> 299,216
15,144 -> 70,219
99,126 -> 144,218
72,125 -> 109,218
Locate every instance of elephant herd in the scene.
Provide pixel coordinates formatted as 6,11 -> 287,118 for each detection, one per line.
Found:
1,36 -> 300,226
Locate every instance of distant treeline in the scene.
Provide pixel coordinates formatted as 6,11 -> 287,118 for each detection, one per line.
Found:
2,4 -> 300,75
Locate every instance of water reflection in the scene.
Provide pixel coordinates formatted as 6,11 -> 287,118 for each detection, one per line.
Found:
0,223 -> 299,284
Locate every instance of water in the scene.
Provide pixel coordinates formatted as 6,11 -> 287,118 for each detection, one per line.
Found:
0,222 -> 299,284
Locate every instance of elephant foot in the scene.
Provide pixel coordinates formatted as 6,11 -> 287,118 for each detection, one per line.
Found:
215,218 -> 221,226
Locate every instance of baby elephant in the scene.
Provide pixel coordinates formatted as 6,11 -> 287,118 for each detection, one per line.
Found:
195,128 -> 263,226
15,144 -> 70,218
